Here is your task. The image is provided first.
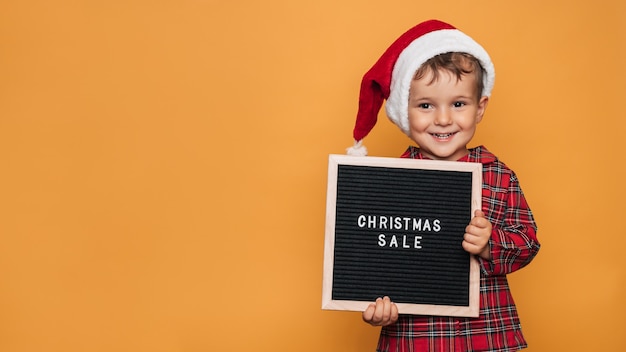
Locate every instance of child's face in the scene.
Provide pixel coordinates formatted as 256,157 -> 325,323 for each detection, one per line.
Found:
407,69 -> 488,161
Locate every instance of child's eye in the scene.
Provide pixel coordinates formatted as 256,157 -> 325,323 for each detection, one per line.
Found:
453,101 -> 466,108
418,103 -> 432,109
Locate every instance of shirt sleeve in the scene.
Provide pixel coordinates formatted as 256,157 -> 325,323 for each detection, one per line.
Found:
479,171 -> 540,276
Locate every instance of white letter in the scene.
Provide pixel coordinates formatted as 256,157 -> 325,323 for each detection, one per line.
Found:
423,219 -> 431,231
389,235 -> 398,248
403,217 -> 411,230
414,235 -> 422,249
379,216 -> 388,229
378,234 -> 386,246
402,235 -> 410,248
357,215 -> 366,228
394,217 -> 403,230
413,218 -> 422,231
433,219 -> 441,232
367,215 -> 376,228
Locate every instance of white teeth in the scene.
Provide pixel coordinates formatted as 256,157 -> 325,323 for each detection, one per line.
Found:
433,133 -> 453,138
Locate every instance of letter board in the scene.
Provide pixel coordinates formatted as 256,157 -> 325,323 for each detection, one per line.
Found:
322,154 -> 481,317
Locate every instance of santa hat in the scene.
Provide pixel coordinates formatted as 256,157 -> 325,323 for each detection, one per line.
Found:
347,19 -> 495,156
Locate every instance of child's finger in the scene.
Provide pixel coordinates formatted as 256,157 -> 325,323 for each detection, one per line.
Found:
362,303 -> 376,323
381,296 -> 392,321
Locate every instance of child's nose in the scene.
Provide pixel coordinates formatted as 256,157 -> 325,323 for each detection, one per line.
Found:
434,109 -> 452,125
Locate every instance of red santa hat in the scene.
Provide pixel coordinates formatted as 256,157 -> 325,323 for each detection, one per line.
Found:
347,19 -> 495,156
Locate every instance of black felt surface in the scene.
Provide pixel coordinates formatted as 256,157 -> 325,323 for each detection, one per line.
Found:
332,164 -> 472,306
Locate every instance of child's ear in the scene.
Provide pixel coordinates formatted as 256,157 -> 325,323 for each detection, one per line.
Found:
475,96 -> 489,123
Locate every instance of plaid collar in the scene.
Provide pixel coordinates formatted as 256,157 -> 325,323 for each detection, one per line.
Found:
401,145 -> 497,165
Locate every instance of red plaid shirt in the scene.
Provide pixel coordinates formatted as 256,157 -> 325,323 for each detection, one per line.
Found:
376,146 -> 540,352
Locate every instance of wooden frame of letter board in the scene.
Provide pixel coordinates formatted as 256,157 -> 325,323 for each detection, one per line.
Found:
322,154 -> 481,317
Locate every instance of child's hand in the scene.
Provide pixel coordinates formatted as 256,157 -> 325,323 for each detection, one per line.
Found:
462,209 -> 492,260
362,296 -> 398,326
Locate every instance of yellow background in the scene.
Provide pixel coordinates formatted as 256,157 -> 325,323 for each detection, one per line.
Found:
1,0 -> 625,351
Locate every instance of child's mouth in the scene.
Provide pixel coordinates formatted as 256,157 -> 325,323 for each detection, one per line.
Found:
432,132 -> 455,139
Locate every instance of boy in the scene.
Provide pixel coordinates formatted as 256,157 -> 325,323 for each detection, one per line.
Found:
347,20 -> 540,351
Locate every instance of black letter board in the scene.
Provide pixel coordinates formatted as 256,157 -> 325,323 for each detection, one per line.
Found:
322,155 -> 481,317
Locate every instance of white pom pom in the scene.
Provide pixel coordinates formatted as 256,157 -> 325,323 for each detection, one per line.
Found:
346,140 -> 368,156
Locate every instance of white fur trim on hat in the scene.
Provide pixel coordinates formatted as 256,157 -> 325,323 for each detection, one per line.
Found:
385,28 -> 495,136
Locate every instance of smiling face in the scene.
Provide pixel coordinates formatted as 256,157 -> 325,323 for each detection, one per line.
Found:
407,64 -> 489,161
